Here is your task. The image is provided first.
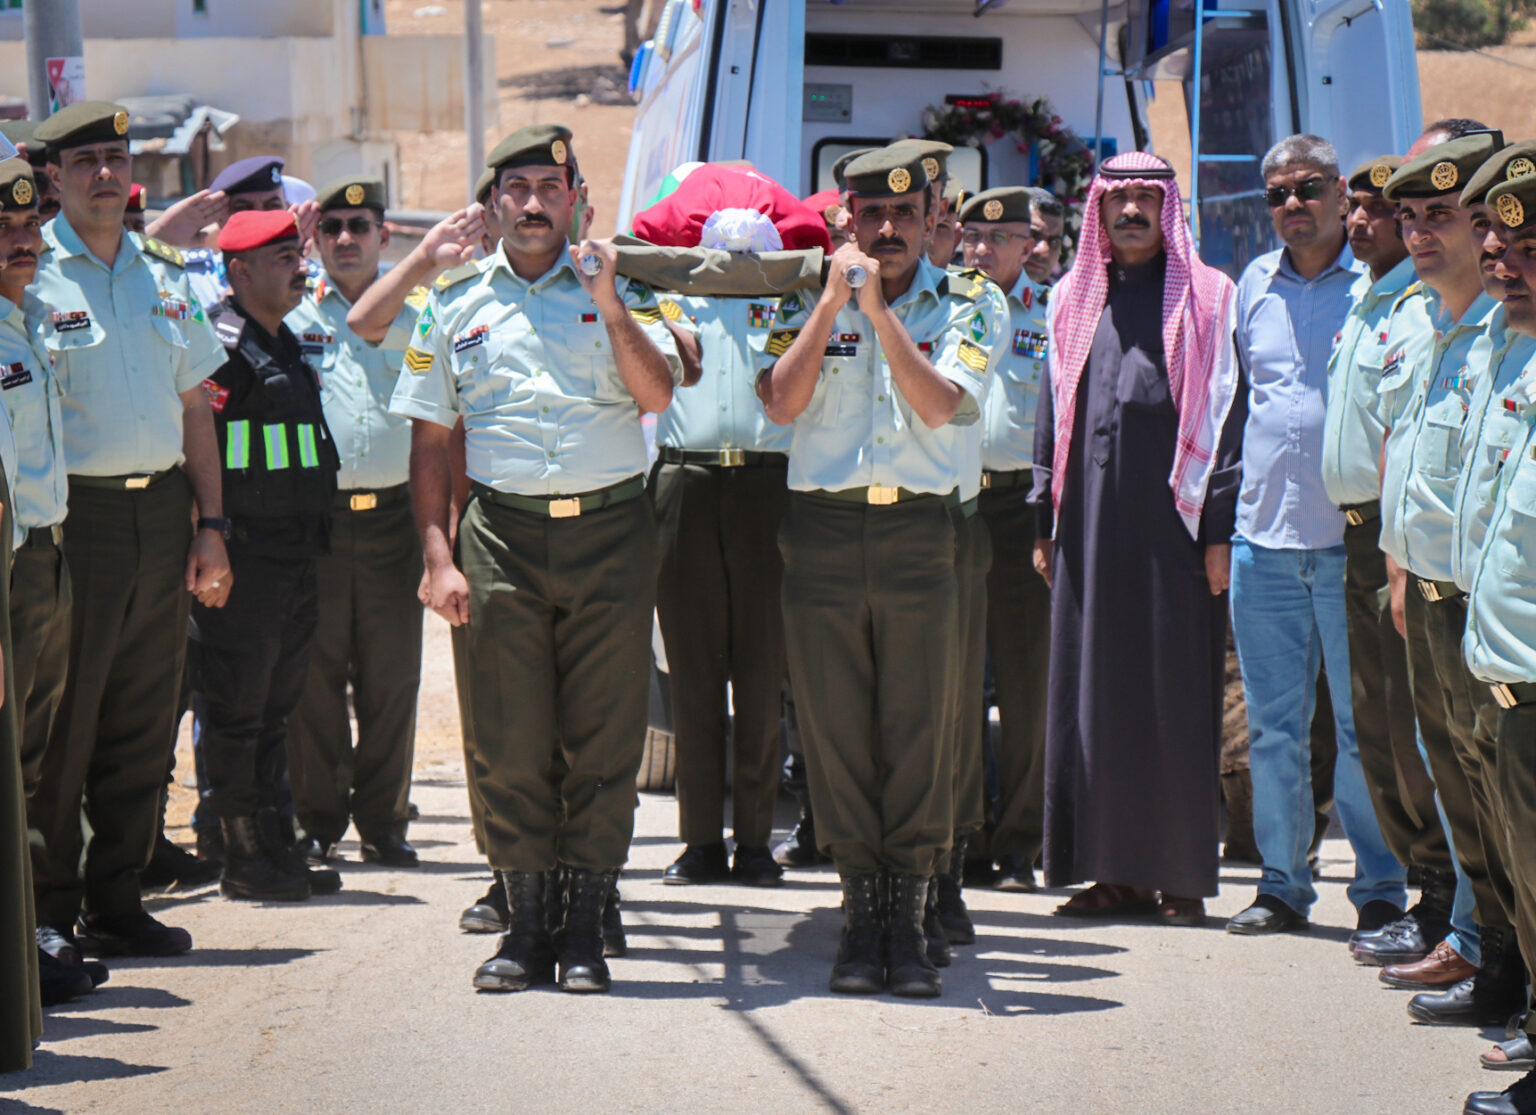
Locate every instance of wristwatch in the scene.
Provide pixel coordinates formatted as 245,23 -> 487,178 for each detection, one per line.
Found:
196,516 -> 233,540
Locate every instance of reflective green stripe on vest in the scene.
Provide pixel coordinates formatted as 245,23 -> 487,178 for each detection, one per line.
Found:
297,423 -> 319,469
226,420 -> 251,469
264,423 -> 290,470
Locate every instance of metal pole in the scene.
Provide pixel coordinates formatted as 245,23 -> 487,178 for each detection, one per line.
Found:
24,0 -> 85,120
1093,0 -> 1109,166
464,0 -> 485,204
1188,0 -> 1205,247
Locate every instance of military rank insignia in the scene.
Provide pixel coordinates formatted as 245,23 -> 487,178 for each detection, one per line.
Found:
957,340 -> 988,373
748,303 -> 772,328
52,310 -> 90,332
630,306 -> 663,324
404,348 -> 434,375
0,362 -> 30,390
201,377 -> 229,413
1441,370 -> 1468,391
1012,329 -> 1047,359
658,298 -> 683,322
765,329 -> 799,357
1019,287 -> 1033,311
453,324 -> 489,354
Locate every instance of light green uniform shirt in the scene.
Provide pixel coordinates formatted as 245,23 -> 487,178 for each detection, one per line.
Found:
0,292 -> 66,536
389,247 -> 682,495
32,218 -> 221,476
1463,411 -> 1536,683
756,256 -> 1005,496
1320,257 -> 1420,506
655,294 -> 789,454
982,270 -> 1050,473
286,273 -> 420,491
1379,290 -> 1498,579
1451,305 -> 1536,592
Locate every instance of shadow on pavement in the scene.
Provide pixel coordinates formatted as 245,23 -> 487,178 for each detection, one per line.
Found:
105,947 -> 321,970
38,1015 -> 159,1042
311,890 -> 425,907
1,1050 -> 167,1091
42,987 -> 191,1012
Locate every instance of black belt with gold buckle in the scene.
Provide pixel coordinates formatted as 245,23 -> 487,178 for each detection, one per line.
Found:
21,524 -> 63,548
980,468 -> 1031,491
658,447 -> 787,468
68,468 -> 176,492
471,475 -> 647,519
1418,578 -> 1465,603
338,482 -> 410,513
1491,681 -> 1536,710
1341,500 -> 1380,528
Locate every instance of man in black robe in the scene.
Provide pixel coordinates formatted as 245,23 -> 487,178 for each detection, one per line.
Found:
1031,152 -> 1246,924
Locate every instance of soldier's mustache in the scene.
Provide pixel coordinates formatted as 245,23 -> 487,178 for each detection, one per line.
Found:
517,216 -> 552,228
1114,215 -> 1151,230
6,250 -> 34,265
871,237 -> 904,251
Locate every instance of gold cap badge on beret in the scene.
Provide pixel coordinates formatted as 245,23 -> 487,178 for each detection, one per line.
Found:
922,157 -> 940,182
983,198 -> 1004,221
12,178 -> 32,206
551,139 -> 568,165
1499,192 -> 1526,228
822,204 -> 840,223
1510,158 -> 1536,181
888,167 -> 911,194
1370,164 -> 1391,188
113,111 -> 129,136
1431,162 -> 1459,191
345,183 -> 365,205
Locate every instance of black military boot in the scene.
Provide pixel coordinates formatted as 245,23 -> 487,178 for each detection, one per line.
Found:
828,872 -> 885,995
1352,866 -> 1453,964
219,816 -> 311,902
887,872 -> 942,998
459,876 -> 509,933
936,834 -> 976,945
557,868 -> 620,993
472,871 -> 556,992
258,808 -> 341,895
603,883 -> 628,958
1409,927 -> 1528,1026
773,757 -> 829,868
923,878 -> 952,968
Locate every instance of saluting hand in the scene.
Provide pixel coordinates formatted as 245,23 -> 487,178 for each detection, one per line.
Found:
424,206 -> 486,268
428,562 -> 471,627
145,189 -> 229,249
291,199 -> 321,253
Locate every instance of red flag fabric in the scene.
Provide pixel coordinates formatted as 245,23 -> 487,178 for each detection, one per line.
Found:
632,164 -> 831,252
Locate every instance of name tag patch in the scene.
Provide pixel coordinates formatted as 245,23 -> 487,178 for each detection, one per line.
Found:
0,362 -> 31,390
824,344 -> 858,357
302,331 -> 334,346
53,310 -> 90,332
453,324 -> 489,354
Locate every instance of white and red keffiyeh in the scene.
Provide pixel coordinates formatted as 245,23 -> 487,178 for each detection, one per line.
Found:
1046,151 -> 1239,540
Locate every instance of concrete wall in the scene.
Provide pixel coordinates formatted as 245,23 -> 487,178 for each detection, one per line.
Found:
0,0 -> 340,41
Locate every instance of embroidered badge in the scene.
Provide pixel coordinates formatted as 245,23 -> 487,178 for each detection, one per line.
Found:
658,298 -> 683,322
453,324 -> 490,354
404,348 -> 434,375
957,339 -> 989,373
765,329 -> 799,357
415,302 -> 435,340
201,377 -> 229,413
52,310 -> 90,332
968,312 -> 986,343
0,362 -> 30,390
748,303 -> 772,328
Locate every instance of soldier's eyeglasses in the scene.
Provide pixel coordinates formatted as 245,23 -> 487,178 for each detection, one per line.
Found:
1264,178 -> 1328,207
318,217 -> 379,237
960,230 -> 1033,248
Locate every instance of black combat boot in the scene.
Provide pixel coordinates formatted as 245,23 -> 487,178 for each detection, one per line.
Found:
604,883 -> 628,958
829,873 -> 885,995
1352,866 -> 1454,963
1409,927 -> 1529,1026
557,868 -> 620,993
459,876 -> 509,933
257,809 -> 341,895
936,833 -> 976,945
472,871 -> 556,992
923,878 -> 952,968
219,816 -> 311,902
773,756 -> 829,867
887,872 -> 942,998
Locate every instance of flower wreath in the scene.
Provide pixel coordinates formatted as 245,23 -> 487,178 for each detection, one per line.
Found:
919,93 -> 1096,265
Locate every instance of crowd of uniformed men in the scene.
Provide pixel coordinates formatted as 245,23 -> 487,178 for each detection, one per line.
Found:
9,93 -> 1536,1113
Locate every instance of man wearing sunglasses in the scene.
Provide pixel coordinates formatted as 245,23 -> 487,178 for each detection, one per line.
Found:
283,176 -> 425,871
1224,134 -> 1406,939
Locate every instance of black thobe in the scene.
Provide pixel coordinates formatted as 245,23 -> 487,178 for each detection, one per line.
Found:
1030,255 -> 1244,898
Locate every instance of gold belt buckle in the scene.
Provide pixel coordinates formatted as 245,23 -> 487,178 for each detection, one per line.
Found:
548,497 -> 583,519
349,492 -> 378,511
1493,683 -> 1519,710
50,524 -> 63,545
718,448 -> 745,467
124,475 -> 151,490
980,473 -> 992,490
1344,508 -> 1364,527
866,484 -> 900,506
1419,580 -> 1443,603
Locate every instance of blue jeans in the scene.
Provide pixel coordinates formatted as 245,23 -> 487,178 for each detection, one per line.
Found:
1231,540 -> 1407,915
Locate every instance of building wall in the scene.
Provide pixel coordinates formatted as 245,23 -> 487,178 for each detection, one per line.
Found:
0,0 -> 341,41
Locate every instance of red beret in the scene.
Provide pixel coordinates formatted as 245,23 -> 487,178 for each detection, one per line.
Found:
127,183 -> 145,212
803,189 -> 843,223
218,208 -> 300,253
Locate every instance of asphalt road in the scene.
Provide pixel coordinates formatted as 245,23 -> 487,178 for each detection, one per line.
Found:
0,759 -> 1508,1115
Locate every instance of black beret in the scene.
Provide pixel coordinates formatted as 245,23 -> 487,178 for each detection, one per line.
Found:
210,156 -> 286,196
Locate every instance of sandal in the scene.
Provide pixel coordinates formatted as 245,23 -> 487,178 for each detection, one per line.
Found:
1155,895 -> 1207,927
1054,883 -> 1159,919
1481,1034 -> 1535,1071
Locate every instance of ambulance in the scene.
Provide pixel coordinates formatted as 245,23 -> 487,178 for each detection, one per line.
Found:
619,0 -> 1422,277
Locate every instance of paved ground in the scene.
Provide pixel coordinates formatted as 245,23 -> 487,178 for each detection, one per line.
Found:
0,617 -> 1513,1113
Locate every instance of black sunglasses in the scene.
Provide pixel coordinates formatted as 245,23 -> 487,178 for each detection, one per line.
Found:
318,216 -> 380,237
1264,178 -> 1329,208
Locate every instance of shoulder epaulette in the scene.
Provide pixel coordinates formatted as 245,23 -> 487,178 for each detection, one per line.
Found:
1391,281 -> 1424,313
405,285 -> 430,310
434,260 -> 482,291
141,237 -> 186,268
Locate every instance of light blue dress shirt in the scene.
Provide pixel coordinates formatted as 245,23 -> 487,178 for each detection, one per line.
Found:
755,257 -> 1004,496
1464,411 -> 1536,684
1234,243 -> 1364,549
0,292 -> 66,536
286,273 -> 419,491
1380,290 -> 1500,578
656,295 -> 790,453
389,247 -> 682,496
981,270 -> 1050,473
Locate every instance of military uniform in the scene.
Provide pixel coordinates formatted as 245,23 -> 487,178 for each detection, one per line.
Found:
653,294 -> 788,879
284,177 -> 425,859
27,103 -> 223,945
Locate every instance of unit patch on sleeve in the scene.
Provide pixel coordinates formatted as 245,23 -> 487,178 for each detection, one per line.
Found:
201,377 -> 230,413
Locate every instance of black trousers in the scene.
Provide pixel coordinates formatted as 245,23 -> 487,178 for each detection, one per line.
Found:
11,533 -> 71,795
1494,703 -> 1536,1037
286,492 -> 424,844
949,505 -> 991,837
653,459 -> 788,848
190,551 -> 320,820
31,472 -> 193,925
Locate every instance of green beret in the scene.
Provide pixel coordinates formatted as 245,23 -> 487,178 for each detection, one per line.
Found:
1384,134 -> 1501,202
486,123 -> 573,174
1460,142 -> 1536,207
887,138 -> 953,184
1347,155 -> 1402,194
0,159 -> 36,211
958,187 -> 1032,224
831,148 -> 874,190
316,174 -> 386,212
842,147 -> 929,200
474,167 -> 495,206
1487,172 -> 1536,232
34,101 -> 131,152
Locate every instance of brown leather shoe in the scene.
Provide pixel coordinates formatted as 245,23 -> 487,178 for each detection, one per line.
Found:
1379,939 -> 1475,989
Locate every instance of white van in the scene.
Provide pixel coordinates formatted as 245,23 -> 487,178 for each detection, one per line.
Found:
618,0 -> 1422,277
